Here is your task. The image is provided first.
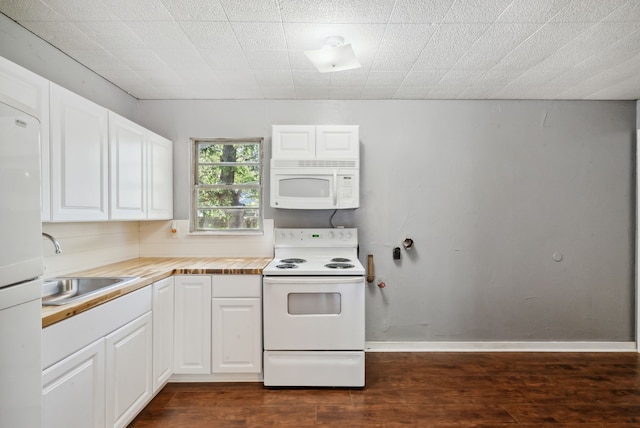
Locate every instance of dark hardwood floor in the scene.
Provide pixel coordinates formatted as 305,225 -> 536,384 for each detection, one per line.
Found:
130,352 -> 640,427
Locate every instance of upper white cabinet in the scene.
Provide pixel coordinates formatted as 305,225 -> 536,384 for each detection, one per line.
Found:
109,112 -> 173,220
0,56 -> 51,221
272,125 -> 359,160
109,112 -> 146,220
146,131 -> 173,220
50,84 -> 109,221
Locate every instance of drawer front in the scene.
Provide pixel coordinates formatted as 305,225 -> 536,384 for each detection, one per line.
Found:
212,275 -> 261,298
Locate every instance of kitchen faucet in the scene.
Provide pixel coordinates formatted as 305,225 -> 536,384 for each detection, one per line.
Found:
42,232 -> 62,254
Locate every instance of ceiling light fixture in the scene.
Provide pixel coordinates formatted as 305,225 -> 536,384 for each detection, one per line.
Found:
304,36 -> 361,73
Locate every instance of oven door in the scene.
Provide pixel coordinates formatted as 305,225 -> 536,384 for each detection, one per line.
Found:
263,276 -> 364,350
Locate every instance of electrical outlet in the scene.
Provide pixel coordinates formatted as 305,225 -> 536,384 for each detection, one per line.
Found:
393,247 -> 401,260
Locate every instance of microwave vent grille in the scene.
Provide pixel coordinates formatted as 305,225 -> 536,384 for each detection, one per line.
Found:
272,159 -> 357,168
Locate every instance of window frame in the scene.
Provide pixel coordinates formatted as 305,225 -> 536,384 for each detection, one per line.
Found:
190,137 -> 264,235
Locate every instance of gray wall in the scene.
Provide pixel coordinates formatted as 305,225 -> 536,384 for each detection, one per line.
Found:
137,99 -> 636,342
0,14 -> 136,119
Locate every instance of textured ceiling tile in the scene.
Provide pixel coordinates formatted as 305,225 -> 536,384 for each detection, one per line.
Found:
179,21 -> 240,50
603,0 -> 640,22
136,67 -> 185,87
131,21 -> 196,49
370,49 -> 421,71
0,0 -> 64,21
110,49 -> 168,70
96,68 -> 151,90
454,23 -> 540,70
329,70 -> 369,86
279,0 -> 337,23
154,48 -> 209,70
287,51 -> 317,71
244,50 -> 290,70
295,86 -> 330,99
438,68 -> 485,86
389,0 -> 456,23
41,0 -> 120,21
293,70 -> 331,86
199,48 -> 251,71
103,0 -> 173,21
403,70 -> 446,86
496,0 -> 567,23
253,70 -> 294,86
550,0 -> 629,23
74,21 -> 146,49
361,87 -> 396,98
457,86 -> 502,99
160,0 -> 226,21
231,22 -> 287,50
393,86 -> 429,99
334,0 -> 396,23
219,0 -> 281,22
328,86 -> 364,99
413,23 -> 490,69
174,67 -> 217,85
283,23 -> 385,52
443,0 -> 513,23
21,21 -> 102,50
585,76 -> 640,100
214,70 -> 258,86
423,86 -> 466,99
260,86 -> 296,99
378,23 -> 437,51
65,49 -> 129,71
365,71 -> 406,86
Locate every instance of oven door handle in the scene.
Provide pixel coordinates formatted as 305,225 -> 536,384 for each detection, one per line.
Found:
263,276 -> 364,285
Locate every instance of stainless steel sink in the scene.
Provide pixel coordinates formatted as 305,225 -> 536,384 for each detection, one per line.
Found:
42,277 -> 139,306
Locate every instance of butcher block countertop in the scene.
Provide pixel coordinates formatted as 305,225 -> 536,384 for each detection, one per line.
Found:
41,257 -> 272,328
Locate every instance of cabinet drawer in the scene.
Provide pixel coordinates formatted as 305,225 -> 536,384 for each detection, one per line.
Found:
212,275 -> 261,298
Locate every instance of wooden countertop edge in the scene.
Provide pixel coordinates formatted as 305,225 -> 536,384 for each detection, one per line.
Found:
42,257 -> 272,328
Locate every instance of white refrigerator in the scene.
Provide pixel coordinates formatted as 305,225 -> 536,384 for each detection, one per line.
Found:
0,101 -> 43,427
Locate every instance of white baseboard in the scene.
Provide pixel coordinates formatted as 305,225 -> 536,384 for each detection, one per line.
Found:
365,341 -> 638,353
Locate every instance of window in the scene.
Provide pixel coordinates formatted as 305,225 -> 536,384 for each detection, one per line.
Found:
191,138 -> 263,233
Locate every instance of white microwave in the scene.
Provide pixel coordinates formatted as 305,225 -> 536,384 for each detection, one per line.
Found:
270,159 -> 359,209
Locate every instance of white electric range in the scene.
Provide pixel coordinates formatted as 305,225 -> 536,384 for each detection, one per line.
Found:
262,228 -> 365,387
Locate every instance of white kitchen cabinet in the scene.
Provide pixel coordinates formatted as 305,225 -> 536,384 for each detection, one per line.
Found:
50,83 -> 109,221
211,275 -> 262,374
109,112 -> 173,220
105,311 -> 153,428
173,275 -> 212,374
272,125 -> 359,160
109,112 -> 146,220
315,125 -> 359,159
146,131 -> 173,219
0,56 -> 51,221
152,277 -> 174,392
42,338 -> 106,428
271,125 -> 316,159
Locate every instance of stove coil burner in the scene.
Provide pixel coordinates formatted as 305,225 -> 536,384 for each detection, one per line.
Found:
330,257 -> 351,263
325,263 -> 355,269
276,263 -> 298,269
280,258 -> 307,264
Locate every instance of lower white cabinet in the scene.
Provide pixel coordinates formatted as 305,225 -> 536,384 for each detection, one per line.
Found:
105,312 -> 153,428
211,275 -> 262,374
152,277 -> 174,392
173,275 -> 212,374
42,338 -> 106,428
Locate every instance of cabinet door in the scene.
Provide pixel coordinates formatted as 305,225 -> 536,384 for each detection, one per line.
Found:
316,125 -> 359,159
212,297 -> 262,373
152,277 -> 174,392
146,131 -> 173,220
109,112 -> 146,220
50,84 -> 109,221
0,56 -> 51,221
271,125 -> 315,159
173,275 -> 212,374
42,338 -> 106,428
105,312 -> 153,428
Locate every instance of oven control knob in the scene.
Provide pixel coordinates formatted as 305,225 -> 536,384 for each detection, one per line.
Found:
345,232 -> 351,239
337,232 -> 343,239
328,231 -> 334,239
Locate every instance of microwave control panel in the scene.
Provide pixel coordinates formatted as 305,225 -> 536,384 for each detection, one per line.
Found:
337,175 -> 359,207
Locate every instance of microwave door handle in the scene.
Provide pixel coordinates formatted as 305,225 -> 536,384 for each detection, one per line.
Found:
333,170 -> 338,207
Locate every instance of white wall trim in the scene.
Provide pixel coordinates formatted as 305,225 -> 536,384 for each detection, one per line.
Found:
366,341 -> 637,353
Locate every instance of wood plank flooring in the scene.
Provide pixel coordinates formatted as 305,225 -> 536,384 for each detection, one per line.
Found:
129,352 -> 640,427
